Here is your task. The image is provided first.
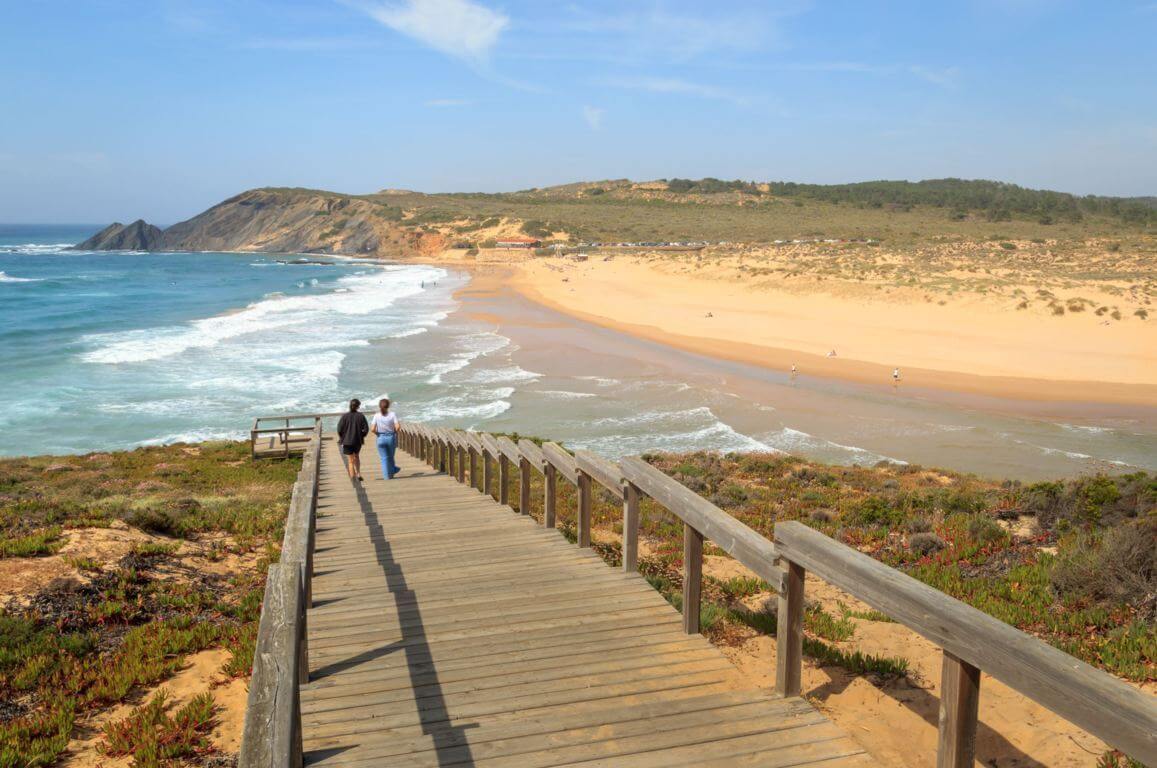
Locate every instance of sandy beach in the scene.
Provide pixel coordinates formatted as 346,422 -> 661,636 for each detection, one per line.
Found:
492,251 -> 1157,407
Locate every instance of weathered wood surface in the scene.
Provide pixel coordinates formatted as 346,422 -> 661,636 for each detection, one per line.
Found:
774,521 -> 1157,764
619,456 -> 786,590
541,441 -> 577,484
300,436 -> 871,767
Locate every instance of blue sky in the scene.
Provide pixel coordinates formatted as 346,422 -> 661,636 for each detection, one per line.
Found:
2,0 -> 1155,223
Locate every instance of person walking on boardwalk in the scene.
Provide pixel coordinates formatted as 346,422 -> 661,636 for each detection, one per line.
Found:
336,398 -> 369,482
371,397 -> 401,479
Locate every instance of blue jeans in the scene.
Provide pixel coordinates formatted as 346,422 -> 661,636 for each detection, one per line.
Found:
376,432 -> 398,479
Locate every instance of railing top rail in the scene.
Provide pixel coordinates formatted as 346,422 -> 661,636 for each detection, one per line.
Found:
541,441 -> 578,483
517,439 -> 547,471
495,436 -> 521,465
773,521 -> 1156,762
479,433 -> 501,456
254,413 -> 336,424
575,450 -> 623,494
619,455 -> 785,590
462,431 -> 484,453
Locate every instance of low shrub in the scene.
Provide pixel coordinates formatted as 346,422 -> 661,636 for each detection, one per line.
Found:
910,532 -> 947,555
1050,518 -> 1156,619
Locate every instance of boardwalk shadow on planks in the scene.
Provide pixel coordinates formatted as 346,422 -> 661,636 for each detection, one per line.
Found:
303,477 -> 479,767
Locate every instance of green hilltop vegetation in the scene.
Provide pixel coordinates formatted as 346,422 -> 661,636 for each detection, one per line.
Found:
79,177 -> 1156,255
364,177 -> 1157,245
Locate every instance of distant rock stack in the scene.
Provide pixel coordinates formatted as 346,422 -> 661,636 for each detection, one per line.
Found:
73,220 -> 165,251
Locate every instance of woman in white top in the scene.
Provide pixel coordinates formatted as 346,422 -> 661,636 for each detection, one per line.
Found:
371,398 -> 401,479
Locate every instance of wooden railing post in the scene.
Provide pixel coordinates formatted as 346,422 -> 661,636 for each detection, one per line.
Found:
519,458 -> 531,515
456,443 -> 466,483
775,559 -> 805,697
499,455 -> 510,506
938,651 -> 981,768
483,450 -> 494,499
623,482 -> 640,573
683,524 -> 703,634
544,464 -> 557,528
469,447 -> 479,490
576,471 -> 592,547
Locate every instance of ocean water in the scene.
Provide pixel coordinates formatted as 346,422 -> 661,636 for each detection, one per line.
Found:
1,225 -> 1154,480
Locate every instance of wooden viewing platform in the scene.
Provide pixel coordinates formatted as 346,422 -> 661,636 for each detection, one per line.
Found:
239,422 -> 1156,768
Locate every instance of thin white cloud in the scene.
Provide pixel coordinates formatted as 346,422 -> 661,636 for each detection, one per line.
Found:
358,0 -> 508,64
424,98 -> 474,107
909,65 -> 960,87
601,76 -> 746,105
582,106 -> 604,130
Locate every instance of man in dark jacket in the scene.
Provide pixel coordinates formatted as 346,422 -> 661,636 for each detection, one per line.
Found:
336,399 -> 369,481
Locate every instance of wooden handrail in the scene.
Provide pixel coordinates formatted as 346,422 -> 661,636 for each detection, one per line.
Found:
239,422 -> 321,768
517,439 -> 546,471
392,422 -> 1157,766
574,450 -> 623,494
495,436 -> 521,465
773,521 -> 1157,765
541,441 -> 578,484
618,456 -> 786,590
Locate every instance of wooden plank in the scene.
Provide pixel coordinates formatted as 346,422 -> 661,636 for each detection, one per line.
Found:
304,693 -> 809,765
937,651 -> 981,768
541,441 -> 578,484
495,435 -> 521,465
318,705 -> 829,768
289,438 -> 877,768
479,432 -> 501,460
683,523 -> 703,635
775,560 -> 804,697
619,456 -> 785,589
517,438 -> 546,471
575,450 -> 623,495
774,521 -> 1157,763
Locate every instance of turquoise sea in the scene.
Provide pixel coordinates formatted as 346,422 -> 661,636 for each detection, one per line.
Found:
1,225 -> 1154,480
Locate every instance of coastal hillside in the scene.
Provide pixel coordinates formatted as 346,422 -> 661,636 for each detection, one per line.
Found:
75,188 -> 412,256
75,178 -> 1156,257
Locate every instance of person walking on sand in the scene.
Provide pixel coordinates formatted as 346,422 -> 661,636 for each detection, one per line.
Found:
371,397 -> 401,480
892,367 -> 901,385
336,398 -> 369,482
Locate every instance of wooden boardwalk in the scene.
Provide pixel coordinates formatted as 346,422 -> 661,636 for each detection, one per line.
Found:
299,436 -> 874,767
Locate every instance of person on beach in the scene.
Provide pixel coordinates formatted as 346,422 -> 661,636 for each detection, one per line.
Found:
336,399 -> 369,482
893,367 -> 902,385
371,398 -> 401,480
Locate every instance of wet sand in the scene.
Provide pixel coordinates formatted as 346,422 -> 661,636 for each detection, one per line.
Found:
451,266 -> 1157,479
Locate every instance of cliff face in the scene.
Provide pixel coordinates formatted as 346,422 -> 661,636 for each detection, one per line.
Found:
76,220 -> 165,251
74,188 -> 407,257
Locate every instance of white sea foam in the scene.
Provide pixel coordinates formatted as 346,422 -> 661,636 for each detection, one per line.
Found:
538,390 -> 597,400
82,266 -> 444,364
135,428 -> 246,447
762,426 -> 906,465
1058,423 -> 1112,435
462,365 -> 542,384
0,243 -> 75,254
0,271 -> 41,283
